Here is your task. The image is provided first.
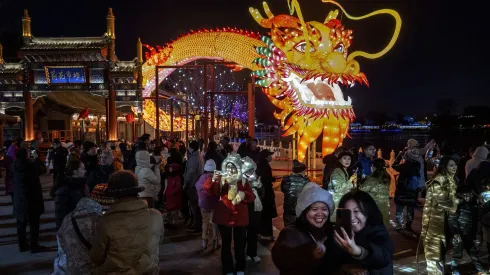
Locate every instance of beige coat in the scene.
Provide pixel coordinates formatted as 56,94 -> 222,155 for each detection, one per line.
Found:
89,199 -> 164,275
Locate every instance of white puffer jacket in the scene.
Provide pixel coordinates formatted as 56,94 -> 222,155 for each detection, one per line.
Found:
135,150 -> 161,199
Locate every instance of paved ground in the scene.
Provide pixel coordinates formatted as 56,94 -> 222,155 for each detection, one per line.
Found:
0,164 -> 488,274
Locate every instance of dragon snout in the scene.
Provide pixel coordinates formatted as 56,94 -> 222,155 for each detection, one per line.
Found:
320,52 -> 361,76
321,52 -> 346,73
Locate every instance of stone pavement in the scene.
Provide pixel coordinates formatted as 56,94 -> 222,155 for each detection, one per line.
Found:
0,167 -> 488,274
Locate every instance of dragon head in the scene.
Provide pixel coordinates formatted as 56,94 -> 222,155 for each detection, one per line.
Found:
250,1 -> 401,160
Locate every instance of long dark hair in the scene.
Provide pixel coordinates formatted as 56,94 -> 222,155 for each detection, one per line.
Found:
434,156 -> 456,177
338,190 -> 384,228
371,158 -> 389,185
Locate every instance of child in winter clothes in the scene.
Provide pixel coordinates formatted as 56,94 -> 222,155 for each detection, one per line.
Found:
135,150 -> 161,208
196,159 -> 220,249
164,163 -> 183,228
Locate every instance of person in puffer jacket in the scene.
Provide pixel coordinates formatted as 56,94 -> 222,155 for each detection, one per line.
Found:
281,160 -> 309,227
136,150 -> 161,208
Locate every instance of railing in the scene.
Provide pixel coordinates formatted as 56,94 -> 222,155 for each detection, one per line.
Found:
226,137 -> 401,196
38,130 -> 74,143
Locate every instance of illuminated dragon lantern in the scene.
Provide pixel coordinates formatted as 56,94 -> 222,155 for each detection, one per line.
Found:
140,0 -> 401,161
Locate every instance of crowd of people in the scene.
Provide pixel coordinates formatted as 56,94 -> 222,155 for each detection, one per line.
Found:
2,133 -> 490,274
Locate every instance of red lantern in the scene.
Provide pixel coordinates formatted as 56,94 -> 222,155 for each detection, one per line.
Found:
77,107 -> 89,120
125,113 -> 135,123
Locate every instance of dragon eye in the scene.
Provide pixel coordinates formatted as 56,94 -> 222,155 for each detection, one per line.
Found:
294,41 -> 315,53
334,44 -> 346,55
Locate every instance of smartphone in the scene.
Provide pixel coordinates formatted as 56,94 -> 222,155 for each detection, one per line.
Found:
335,208 -> 352,238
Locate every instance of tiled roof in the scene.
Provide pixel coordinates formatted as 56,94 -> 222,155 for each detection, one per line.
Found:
0,63 -> 22,74
23,53 -> 106,62
111,60 -> 138,73
21,36 -> 110,50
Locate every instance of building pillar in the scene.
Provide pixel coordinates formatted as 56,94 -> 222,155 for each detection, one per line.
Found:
0,123 -> 4,149
105,98 -> 109,141
210,66 -> 215,138
23,87 -> 34,141
108,89 -> 117,140
247,82 -> 255,138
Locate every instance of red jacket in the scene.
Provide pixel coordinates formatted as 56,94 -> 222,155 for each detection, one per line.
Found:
212,180 -> 255,227
165,174 -> 182,211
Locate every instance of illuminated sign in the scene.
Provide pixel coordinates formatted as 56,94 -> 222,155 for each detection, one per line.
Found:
45,67 -> 86,84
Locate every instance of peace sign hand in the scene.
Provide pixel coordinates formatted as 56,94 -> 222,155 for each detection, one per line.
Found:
334,227 -> 362,257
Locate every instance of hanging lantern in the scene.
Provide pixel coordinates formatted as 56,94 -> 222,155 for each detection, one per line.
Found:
125,113 -> 135,123
77,107 -> 89,120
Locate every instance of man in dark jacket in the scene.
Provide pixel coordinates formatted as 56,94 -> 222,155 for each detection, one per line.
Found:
81,141 -> 99,176
13,148 -> 46,253
52,138 -> 69,183
87,149 -> 115,192
356,142 -> 376,180
280,160 -> 309,227
237,136 -> 252,158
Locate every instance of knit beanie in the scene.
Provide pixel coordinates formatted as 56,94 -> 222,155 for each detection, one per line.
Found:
295,182 -> 335,219
292,159 -> 307,173
204,159 -> 217,172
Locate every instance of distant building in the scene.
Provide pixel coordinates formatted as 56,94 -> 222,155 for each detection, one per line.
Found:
0,9 -> 143,143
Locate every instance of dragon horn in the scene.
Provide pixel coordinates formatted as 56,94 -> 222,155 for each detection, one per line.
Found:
256,47 -> 272,57
262,2 -> 274,19
252,70 -> 268,77
261,36 -> 274,49
322,0 -> 402,61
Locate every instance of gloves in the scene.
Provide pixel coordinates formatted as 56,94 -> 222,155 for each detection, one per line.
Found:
232,191 -> 245,205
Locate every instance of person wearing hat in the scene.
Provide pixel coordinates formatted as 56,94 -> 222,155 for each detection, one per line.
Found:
281,159 -> 310,226
89,170 -> 164,274
195,159 -> 220,250
329,151 -> 356,221
53,186 -> 114,275
81,141 -> 99,176
393,148 -> 422,231
52,138 -> 69,184
257,149 -> 277,242
272,183 -> 334,275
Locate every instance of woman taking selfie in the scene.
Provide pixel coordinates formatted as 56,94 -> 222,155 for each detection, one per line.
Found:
323,190 -> 394,275
272,183 -> 335,275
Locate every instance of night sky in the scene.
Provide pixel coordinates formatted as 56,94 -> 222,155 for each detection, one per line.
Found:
0,0 -> 488,118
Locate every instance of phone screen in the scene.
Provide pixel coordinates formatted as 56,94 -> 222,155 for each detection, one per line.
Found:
335,208 -> 352,238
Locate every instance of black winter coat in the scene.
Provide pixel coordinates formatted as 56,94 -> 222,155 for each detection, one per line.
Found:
257,160 -> 277,219
393,160 -> 420,206
80,152 -> 99,175
86,165 -> 115,192
54,177 -> 86,229
272,225 -> 329,275
12,158 -> 45,222
323,224 -> 394,275
280,174 -> 310,217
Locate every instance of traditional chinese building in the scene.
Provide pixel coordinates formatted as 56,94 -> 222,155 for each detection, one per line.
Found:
0,8 -> 143,143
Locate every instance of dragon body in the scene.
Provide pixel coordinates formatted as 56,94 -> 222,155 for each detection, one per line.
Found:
141,0 -> 401,161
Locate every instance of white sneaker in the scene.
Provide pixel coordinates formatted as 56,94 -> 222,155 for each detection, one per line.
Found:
252,256 -> 261,263
246,256 -> 252,261
237,272 -> 245,275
